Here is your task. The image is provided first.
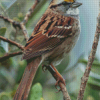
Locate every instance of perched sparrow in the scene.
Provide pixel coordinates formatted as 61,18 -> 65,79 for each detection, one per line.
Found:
14,0 -> 82,100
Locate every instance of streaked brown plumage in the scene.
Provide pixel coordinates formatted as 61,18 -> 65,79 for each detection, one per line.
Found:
14,0 -> 82,100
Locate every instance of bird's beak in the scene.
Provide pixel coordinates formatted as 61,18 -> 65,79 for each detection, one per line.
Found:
70,1 -> 82,8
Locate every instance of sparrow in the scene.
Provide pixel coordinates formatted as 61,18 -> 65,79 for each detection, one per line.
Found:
14,0 -> 82,100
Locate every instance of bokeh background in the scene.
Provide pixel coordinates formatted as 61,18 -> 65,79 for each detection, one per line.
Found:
0,0 -> 100,100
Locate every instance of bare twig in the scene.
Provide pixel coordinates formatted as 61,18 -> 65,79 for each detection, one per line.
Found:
0,14 -> 28,41
20,0 -> 41,41
0,51 -> 23,62
59,82 -> 71,100
0,36 -> 24,50
0,14 -> 13,23
0,14 -> 21,29
77,14 -> 100,100
20,23 -> 29,41
22,0 -> 40,25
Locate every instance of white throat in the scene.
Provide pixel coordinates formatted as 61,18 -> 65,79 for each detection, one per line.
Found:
66,8 -> 79,16
64,8 -> 79,19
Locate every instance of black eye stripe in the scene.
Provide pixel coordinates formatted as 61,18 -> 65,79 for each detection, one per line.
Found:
62,1 -> 69,5
62,1 -> 72,5
50,1 -> 72,9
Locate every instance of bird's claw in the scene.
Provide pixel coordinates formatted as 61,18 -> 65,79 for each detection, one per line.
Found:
55,80 -> 62,92
42,65 -> 47,72
55,78 -> 66,93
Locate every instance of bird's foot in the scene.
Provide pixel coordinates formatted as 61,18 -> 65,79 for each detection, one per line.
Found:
55,75 -> 66,92
42,65 -> 48,72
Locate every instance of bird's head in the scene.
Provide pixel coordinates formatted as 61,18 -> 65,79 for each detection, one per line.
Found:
50,0 -> 82,17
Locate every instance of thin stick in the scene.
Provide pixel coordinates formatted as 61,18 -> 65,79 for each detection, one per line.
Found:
22,0 -> 40,25
0,51 -> 22,62
0,36 -> 24,50
20,0 -> 40,41
0,14 -> 14,23
0,14 -> 21,29
77,14 -> 100,100
20,23 -> 29,41
0,14 -> 28,41
59,82 -> 71,100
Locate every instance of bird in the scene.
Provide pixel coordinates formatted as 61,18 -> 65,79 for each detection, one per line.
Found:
14,0 -> 82,99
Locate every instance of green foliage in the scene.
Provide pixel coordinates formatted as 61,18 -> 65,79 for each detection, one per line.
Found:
28,83 -> 44,100
0,27 -> 6,36
15,60 -> 27,83
0,92 -> 12,100
0,46 -> 6,57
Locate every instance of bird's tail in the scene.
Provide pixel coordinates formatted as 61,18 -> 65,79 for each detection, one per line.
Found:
14,57 -> 41,100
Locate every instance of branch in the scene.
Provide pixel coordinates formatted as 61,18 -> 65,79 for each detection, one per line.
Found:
20,23 -> 29,41
0,51 -> 23,62
0,36 -> 24,50
22,0 -> 40,25
0,14 -> 21,29
77,14 -> 100,100
0,14 -> 28,41
59,82 -> 71,100
20,0 -> 40,41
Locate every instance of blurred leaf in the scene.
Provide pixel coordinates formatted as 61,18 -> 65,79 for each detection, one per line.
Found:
0,27 -> 7,36
84,84 -> 100,100
13,17 -> 20,22
29,83 -> 43,100
1,41 -> 8,52
0,92 -> 12,100
88,75 -> 100,90
0,45 -> 6,57
43,87 -> 63,100
0,27 -> 8,52
40,98 -> 44,100
18,12 -> 24,21
0,68 -> 15,86
78,55 -> 100,75
1,0 -> 17,10
16,60 -> 27,83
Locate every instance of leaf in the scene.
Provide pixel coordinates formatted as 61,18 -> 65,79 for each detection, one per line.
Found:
0,41 -> 8,52
0,27 -> 7,36
84,84 -> 100,100
40,98 -> 44,100
0,27 -> 8,52
78,55 -> 100,75
88,75 -> 100,89
29,83 -> 43,100
0,45 -> 6,57
1,0 -> 17,10
0,92 -> 12,100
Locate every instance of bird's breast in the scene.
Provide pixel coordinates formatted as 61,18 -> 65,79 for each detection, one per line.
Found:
45,19 -> 80,66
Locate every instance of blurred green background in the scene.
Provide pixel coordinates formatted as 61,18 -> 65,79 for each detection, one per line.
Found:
0,0 -> 100,100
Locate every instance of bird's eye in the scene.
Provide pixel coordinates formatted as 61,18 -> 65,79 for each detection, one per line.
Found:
50,1 -> 72,9
62,1 -> 68,5
62,1 -> 72,6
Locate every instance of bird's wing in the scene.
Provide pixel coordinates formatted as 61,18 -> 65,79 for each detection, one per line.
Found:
22,26 -> 72,60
